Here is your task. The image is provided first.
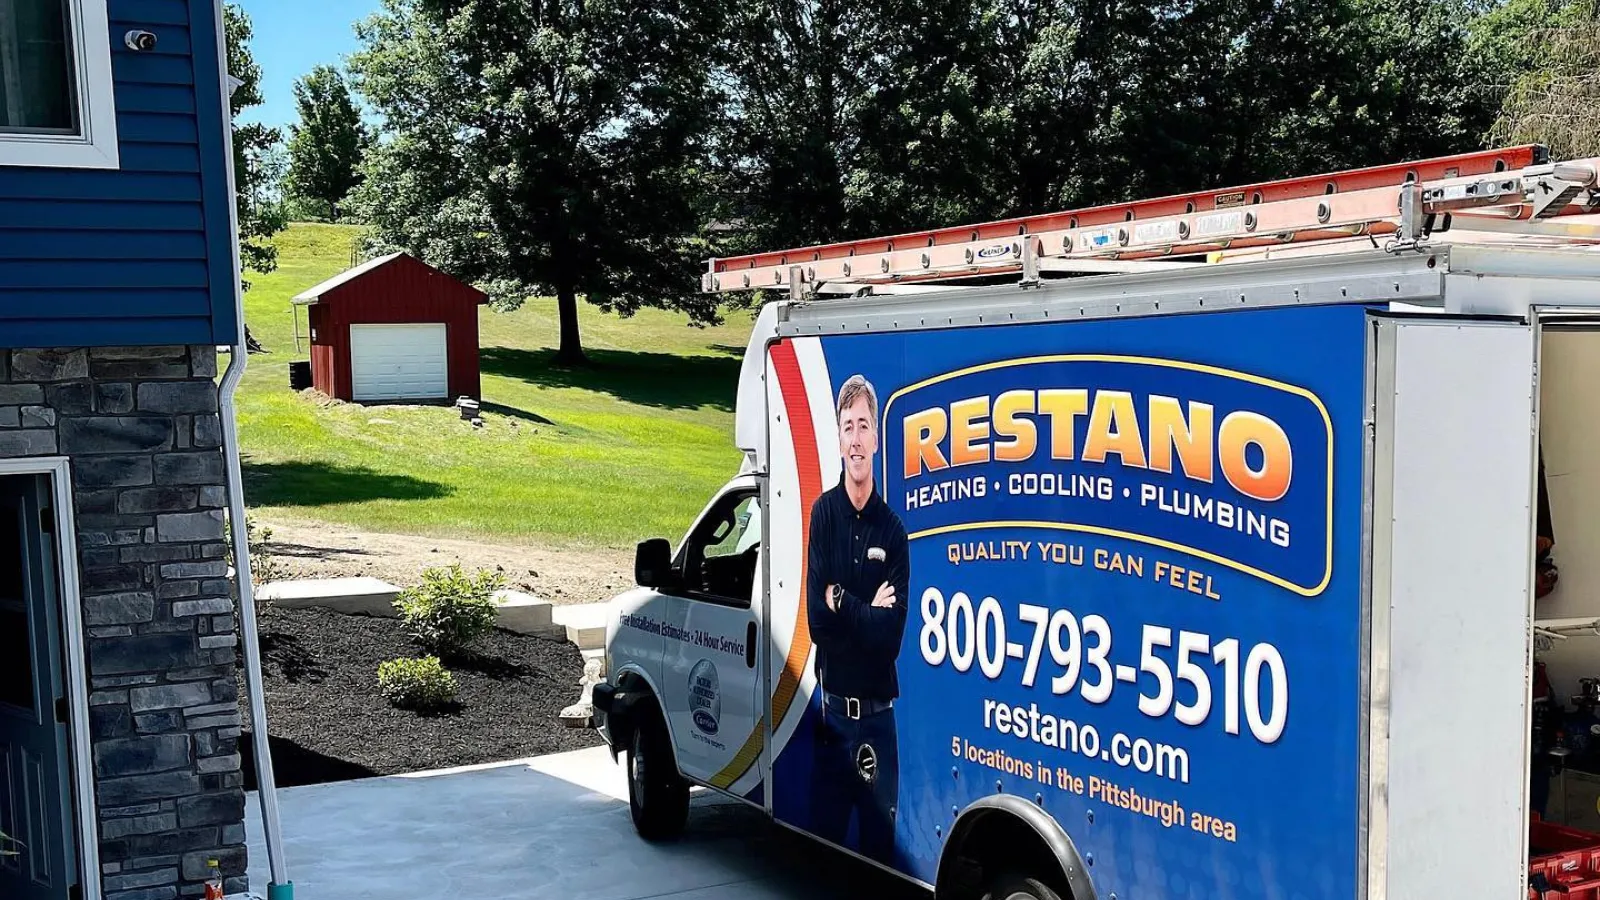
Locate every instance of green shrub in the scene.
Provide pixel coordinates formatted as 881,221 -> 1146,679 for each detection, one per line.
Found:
224,513 -> 286,591
377,656 -> 457,710
395,564 -> 506,655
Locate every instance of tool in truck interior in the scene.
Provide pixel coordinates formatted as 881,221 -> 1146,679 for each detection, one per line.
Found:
590,145 -> 1600,900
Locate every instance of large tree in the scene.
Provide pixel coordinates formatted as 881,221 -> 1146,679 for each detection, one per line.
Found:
349,0 -> 725,365
285,65 -> 373,220
224,4 -> 288,289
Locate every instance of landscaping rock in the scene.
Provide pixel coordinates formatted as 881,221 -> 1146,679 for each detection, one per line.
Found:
551,602 -> 610,650
258,576 -> 401,617
492,589 -> 560,636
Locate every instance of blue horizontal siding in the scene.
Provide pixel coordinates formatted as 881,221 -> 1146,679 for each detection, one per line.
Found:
117,144 -> 204,174
0,232 -> 207,260
0,0 -> 236,350
0,200 -> 205,230
0,318 -> 216,348
0,290 -> 210,318
118,84 -> 197,116
117,112 -> 199,145
113,53 -> 195,86
0,260 -> 208,290
0,170 -> 201,201
116,0 -> 191,26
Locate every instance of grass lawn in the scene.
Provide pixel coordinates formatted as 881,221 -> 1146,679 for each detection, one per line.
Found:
236,223 -> 757,549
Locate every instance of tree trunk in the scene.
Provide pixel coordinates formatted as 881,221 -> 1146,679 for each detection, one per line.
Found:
554,284 -> 586,365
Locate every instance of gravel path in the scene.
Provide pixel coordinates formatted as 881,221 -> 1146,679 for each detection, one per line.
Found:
255,518 -> 636,606
240,605 -> 603,789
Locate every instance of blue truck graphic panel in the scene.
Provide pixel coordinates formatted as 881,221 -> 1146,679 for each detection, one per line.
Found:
771,303 -> 1370,899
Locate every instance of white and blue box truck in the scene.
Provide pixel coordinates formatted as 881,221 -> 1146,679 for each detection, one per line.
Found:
592,146 -> 1600,900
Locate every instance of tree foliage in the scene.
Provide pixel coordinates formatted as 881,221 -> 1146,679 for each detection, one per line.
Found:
348,0 -> 726,364
1489,0 -> 1600,158
285,65 -> 374,220
223,4 -> 288,289
715,0 -> 1515,250
670,0 -> 1569,329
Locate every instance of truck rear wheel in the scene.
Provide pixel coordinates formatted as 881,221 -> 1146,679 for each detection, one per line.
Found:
979,873 -> 1064,900
627,704 -> 689,841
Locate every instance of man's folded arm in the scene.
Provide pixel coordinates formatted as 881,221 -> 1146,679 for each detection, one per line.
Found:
806,509 -> 844,643
838,532 -> 910,656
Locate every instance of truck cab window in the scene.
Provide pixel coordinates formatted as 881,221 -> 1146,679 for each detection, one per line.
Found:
681,492 -> 761,606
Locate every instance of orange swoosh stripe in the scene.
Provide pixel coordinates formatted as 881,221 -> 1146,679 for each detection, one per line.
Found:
710,339 -> 823,789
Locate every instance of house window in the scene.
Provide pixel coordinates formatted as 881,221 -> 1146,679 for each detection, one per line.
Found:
0,0 -> 119,169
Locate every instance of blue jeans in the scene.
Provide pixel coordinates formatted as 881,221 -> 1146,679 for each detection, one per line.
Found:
812,701 -> 899,865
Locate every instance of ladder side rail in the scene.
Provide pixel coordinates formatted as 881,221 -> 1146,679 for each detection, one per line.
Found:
703,156 -> 1600,295
709,145 -> 1547,275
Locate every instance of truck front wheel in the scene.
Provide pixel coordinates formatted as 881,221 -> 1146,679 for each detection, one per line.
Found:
980,873 -> 1064,900
627,704 -> 689,840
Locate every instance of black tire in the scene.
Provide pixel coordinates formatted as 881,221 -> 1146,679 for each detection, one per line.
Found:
627,703 -> 689,841
979,873 -> 1065,900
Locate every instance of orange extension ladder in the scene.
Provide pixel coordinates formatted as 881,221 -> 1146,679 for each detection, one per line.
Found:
701,145 -> 1600,296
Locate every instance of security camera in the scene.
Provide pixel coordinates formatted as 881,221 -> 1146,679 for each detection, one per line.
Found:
124,30 -> 157,52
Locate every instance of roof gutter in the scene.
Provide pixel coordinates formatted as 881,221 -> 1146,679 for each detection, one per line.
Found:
211,1 -> 292,897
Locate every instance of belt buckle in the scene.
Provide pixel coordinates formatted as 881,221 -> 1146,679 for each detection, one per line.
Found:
846,697 -> 861,719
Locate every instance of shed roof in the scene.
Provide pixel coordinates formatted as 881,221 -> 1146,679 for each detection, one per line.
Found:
291,252 -> 489,306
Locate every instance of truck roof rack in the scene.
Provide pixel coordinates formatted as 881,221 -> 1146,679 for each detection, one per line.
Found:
702,145 -> 1600,296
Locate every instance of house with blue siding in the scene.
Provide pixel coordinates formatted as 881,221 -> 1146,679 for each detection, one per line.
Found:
0,1 -> 279,898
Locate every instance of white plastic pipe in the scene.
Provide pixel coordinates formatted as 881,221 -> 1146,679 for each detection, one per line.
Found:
211,0 -> 290,892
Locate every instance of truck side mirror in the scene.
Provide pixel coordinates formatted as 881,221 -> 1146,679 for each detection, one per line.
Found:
635,538 -> 675,590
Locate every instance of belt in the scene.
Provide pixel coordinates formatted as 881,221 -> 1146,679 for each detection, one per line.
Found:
824,691 -> 893,720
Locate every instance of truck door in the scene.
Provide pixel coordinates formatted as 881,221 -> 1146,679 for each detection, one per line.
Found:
660,482 -> 766,798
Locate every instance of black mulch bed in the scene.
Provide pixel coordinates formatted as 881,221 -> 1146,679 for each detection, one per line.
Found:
240,605 -> 602,789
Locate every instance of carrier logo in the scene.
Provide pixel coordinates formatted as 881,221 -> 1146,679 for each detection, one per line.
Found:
689,659 -> 721,735
884,355 -> 1335,596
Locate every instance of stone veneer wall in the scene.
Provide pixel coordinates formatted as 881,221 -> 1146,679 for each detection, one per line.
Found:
0,346 -> 248,899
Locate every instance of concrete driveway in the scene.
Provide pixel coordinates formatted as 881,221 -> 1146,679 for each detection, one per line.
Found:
246,746 -> 928,899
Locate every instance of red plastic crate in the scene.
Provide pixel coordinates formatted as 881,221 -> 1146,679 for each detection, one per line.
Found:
1531,817 -> 1600,899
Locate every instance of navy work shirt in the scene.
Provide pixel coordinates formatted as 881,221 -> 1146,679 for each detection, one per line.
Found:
806,479 -> 911,701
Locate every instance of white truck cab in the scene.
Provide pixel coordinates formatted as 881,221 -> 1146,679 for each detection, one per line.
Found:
599,469 -> 766,836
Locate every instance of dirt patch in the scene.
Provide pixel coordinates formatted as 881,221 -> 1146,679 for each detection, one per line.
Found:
255,518 -> 635,606
240,605 -> 603,789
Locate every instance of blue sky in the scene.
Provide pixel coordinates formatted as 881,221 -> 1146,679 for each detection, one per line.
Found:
236,0 -> 379,129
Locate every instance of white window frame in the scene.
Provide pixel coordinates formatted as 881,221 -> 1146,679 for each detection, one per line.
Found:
0,0 -> 120,169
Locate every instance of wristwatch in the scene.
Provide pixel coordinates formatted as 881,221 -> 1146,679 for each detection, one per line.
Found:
828,584 -> 844,608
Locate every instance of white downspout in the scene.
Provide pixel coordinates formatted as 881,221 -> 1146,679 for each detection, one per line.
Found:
211,1 -> 291,896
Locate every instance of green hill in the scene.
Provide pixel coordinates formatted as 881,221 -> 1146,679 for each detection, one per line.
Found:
235,223 -> 754,549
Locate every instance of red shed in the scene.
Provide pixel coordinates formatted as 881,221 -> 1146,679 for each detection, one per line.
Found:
292,252 -> 488,402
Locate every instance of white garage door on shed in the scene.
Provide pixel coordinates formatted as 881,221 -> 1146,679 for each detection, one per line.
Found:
350,323 -> 449,401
